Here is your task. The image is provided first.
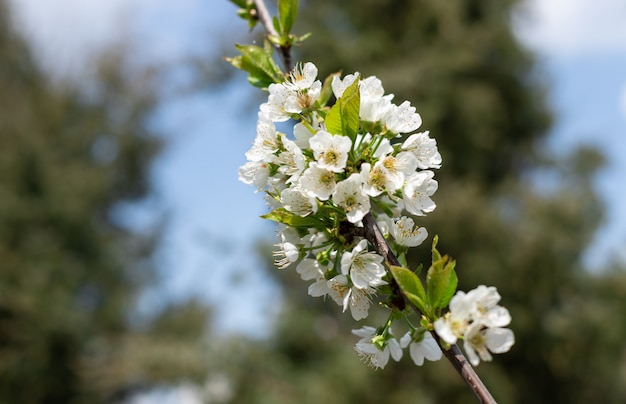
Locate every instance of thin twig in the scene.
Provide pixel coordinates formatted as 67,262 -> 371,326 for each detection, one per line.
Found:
359,212 -> 497,403
438,337 -> 497,403
253,0 -> 292,70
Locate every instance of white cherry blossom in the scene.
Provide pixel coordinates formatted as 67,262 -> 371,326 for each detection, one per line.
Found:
361,162 -> 396,196
245,114 -> 279,162
237,161 -> 269,192
281,187 -> 318,216
359,76 -> 393,122
391,216 -> 428,247
463,323 -> 515,366
298,163 -> 337,201
352,326 -> 403,369
466,285 -> 512,328
401,131 -> 442,169
340,239 -> 386,289
285,62 -> 319,91
332,173 -> 370,223
434,291 -> 475,344
260,83 -> 293,122
273,239 -> 299,270
400,331 -> 442,366
285,80 -> 321,113
275,136 -> 306,183
403,171 -> 438,216
309,130 -> 352,173
331,72 -> 359,99
327,275 -> 374,320
379,151 -> 419,190
384,100 -> 422,134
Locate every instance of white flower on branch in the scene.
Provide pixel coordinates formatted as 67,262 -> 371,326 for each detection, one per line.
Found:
237,161 -> 269,191
401,131 -> 442,169
332,173 -> 371,224
245,114 -> 279,162
402,171 -> 438,216
275,136 -> 306,182
352,326 -> 403,369
466,285 -> 512,328
400,330 -> 442,366
298,163 -> 337,201
260,62 -> 321,121
327,274 -> 375,321
281,187 -> 318,217
340,239 -> 386,289
390,216 -> 428,247
309,130 -> 352,173
383,100 -> 422,134
463,323 -> 515,366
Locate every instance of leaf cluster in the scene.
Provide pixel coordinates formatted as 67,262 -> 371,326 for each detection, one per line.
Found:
390,237 -> 457,321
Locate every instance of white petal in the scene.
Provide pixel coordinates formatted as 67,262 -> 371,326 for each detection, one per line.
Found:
434,318 -> 458,345
463,340 -> 481,366
483,306 -> 512,328
485,328 -> 515,354
349,288 -> 371,320
419,333 -> 443,362
308,278 -> 329,297
388,338 -> 403,362
400,332 -> 412,348
409,343 -> 426,366
352,326 -> 377,339
296,258 -> 323,281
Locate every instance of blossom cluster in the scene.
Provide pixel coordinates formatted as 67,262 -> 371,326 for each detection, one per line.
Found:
434,286 -> 515,366
239,62 -> 441,321
239,61 -> 513,369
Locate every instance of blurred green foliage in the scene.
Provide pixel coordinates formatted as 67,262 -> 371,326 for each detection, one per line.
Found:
221,0 -> 626,403
0,2 -> 211,402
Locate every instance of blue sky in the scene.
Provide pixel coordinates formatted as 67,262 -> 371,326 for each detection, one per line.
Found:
7,0 -> 626,337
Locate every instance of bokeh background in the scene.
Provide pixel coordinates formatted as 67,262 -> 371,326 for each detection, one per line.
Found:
1,0 -> 626,402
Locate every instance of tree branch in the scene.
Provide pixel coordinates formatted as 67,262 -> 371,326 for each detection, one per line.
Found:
439,337 -> 497,403
248,2 -> 494,401
253,0 -> 292,70
356,212 -> 497,404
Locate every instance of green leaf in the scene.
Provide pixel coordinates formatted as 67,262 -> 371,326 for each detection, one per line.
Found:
317,72 -> 341,108
228,43 -> 284,88
390,265 -> 428,314
261,208 -> 327,229
431,234 -> 442,262
426,241 -> 458,311
272,16 -> 282,35
278,0 -> 298,37
295,32 -> 312,44
325,74 -> 360,139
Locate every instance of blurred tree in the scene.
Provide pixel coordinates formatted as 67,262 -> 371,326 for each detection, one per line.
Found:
222,0 -> 626,403
0,1 -> 211,402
